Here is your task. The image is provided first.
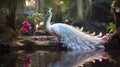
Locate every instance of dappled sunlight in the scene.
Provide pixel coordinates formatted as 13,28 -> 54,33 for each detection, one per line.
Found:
25,0 -> 35,7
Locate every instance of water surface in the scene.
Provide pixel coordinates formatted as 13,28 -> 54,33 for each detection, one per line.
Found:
1,49 -> 119,67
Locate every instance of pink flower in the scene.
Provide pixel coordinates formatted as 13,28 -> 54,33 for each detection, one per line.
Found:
102,54 -> 109,60
24,64 -> 29,67
22,56 -> 32,67
21,21 -> 31,32
101,35 -> 109,41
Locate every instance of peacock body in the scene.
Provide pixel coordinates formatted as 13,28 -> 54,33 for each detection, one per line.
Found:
46,8 -> 105,50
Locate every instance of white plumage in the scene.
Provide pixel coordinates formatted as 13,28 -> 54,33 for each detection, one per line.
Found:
46,8 -> 104,50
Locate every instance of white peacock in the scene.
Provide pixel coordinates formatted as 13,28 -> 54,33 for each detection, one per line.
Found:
45,8 -> 105,50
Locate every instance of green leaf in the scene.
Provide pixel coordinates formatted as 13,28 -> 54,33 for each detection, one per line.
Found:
106,22 -> 116,33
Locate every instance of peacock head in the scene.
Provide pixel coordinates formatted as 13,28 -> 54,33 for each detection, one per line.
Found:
47,8 -> 53,16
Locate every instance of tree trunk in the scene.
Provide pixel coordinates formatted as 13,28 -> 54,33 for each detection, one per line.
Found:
0,0 -> 19,46
105,0 -> 120,48
76,0 -> 92,20
54,5 -> 62,23
76,0 -> 84,20
105,0 -> 120,65
84,0 -> 92,19
35,0 -> 45,13
7,0 -> 18,32
111,0 -> 120,27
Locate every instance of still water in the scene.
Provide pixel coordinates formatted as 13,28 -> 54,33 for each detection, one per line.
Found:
1,49 -> 120,67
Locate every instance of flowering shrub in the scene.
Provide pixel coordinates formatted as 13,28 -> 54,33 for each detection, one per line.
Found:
21,21 -> 31,32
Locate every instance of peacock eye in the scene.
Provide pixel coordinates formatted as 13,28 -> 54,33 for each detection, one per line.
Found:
47,12 -> 50,15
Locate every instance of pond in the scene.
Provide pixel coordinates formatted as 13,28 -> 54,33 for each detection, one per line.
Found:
0,48 -> 120,67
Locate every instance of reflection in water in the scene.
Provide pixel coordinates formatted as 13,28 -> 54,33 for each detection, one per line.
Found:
47,50 -> 106,67
0,49 -> 119,67
105,49 -> 120,67
0,51 -> 18,67
22,56 -> 32,67
18,50 -> 108,67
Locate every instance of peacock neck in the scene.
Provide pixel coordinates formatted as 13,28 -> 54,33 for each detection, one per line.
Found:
46,15 -> 52,26
46,14 -> 52,31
